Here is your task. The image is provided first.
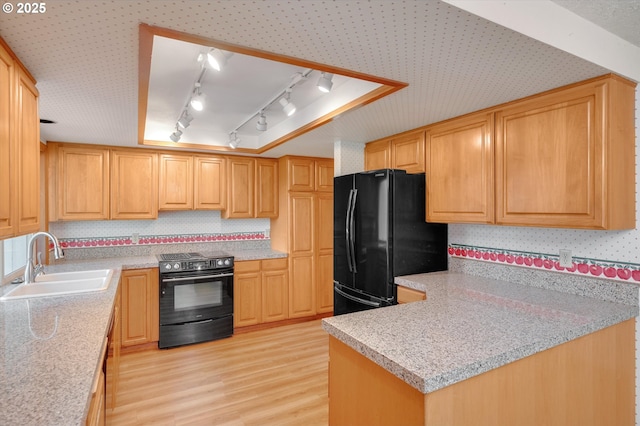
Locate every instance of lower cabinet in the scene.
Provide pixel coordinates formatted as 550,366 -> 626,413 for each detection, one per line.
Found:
397,285 -> 426,304
234,258 -> 288,328
85,338 -> 107,426
120,268 -> 159,347
106,283 -> 121,410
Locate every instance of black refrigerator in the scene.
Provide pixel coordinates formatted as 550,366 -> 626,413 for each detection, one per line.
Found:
333,169 -> 448,315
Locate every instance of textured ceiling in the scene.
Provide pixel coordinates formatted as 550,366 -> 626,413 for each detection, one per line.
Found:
0,0 -> 636,158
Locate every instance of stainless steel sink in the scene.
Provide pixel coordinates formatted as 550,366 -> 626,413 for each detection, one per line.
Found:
0,269 -> 114,300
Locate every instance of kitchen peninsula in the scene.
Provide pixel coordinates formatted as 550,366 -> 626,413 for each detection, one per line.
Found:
322,272 -> 637,426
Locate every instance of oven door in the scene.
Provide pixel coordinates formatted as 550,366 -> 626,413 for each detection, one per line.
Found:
159,269 -> 233,325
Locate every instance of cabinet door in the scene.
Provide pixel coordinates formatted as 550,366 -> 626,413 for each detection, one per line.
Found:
262,266 -> 288,323
392,131 -> 425,173
494,79 -> 634,229
15,68 -> 40,234
234,260 -> 261,328
255,158 -> 278,218
106,284 -> 121,410
223,157 -> 255,218
57,145 -> 110,220
158,154 -> 193,210
0,46 -> 14,238
121,268 -> 159,347
287,158 -> 315,191
316,193 -> 333,313
290,193 -> 315,255
315,159 -> 334,192
111,150 -> 158,220
289,255 -> 315,318
194,156 -> 226,210
426,112 -> 494,224
364,139 -> 391,171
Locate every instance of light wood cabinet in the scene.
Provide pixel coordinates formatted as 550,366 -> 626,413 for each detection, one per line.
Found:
85,339 -> 106,426
111,150 -> 158,220
494,76 -> 635,229
49,144 -> 110,221
425,112 -> 494,224
261,258 -> 288,323
120,268 -> 159,347
364,140 -> 391,172
158,154 -> 193,210
285,157 -> 334,192
315,192 -> 334,314
15,67 -> 40,234
223,157 -> 255,218
365,131 -> 425,173
106,283 -> 121,411
272,156 -> 334,319
255,158 -> 279,218
234,258 -> 289,328
194,155 -> 226,210
0,43 -> 14,238
329,319 -> 634,426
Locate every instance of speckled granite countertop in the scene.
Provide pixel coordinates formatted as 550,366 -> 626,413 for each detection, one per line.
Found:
322,271 -> 638,394
0,248 -> 284,425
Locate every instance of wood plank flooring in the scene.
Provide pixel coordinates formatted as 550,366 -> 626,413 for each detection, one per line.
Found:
107,320 -> 329,425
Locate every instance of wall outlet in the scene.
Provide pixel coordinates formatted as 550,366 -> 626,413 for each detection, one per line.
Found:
132,233 -> 139,244
559,249 -> 573,267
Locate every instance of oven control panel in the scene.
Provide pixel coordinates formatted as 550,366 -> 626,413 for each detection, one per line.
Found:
159,256 -> 234,273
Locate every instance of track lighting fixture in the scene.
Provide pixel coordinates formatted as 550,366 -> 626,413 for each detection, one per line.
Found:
207,48 -> 228,71
228,132 -> 240,149
317,72 -> 334,93
256,112 -> 267,131
190,90 -> 205,111
279,92 -> 296,117
177,111 -> 194,129
170,128 -> 182,143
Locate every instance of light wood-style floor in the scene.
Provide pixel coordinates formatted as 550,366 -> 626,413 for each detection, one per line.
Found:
107,320 -> 329,426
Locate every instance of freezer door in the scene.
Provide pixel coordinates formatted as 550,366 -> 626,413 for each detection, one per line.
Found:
333,281 -> 390,316
352,170 -> 393,299
333,174 -> 355,288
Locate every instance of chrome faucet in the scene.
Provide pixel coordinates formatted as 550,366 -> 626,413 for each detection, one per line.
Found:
24,232 -> 65,283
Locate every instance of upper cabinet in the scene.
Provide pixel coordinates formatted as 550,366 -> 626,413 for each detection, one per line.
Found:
364,130 -> 425,173
194,155 -> 226,210
425,112 -> 494,224
50,144 -> 110,221
424,74 -> 636,230
0,39 -> 40,238
223,157 -> 255,219
494,76 -> 635,229
285,157 -> 333,192
255,158 -> 279,218
159,153 -> 227,211
110,149 -> 158,220
158,154 -> 193,210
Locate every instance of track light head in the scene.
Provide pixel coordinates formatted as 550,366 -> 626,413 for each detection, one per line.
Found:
256,113 -> 268,131
228,132 -> 240,149
190,93 -> 205,111
279,96 -> 296,116
170,128 -> 182,143
177,111 -> 194,129
317,72 -> 334,93
207,48 -> 228,71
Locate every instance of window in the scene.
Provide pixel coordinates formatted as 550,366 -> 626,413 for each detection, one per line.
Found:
1,234 -> 30,284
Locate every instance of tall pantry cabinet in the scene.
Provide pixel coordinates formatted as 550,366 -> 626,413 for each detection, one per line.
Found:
0,38 -> 40,239
271,156 -> 334,318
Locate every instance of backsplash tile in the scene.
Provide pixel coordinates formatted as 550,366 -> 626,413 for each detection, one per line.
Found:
449,243 -> 640,284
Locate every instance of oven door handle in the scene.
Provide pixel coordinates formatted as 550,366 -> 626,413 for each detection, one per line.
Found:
161,273 -> 234,282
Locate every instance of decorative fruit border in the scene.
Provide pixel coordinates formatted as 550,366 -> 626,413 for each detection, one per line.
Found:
56,232 -> 268,249
449,244 -> 640,283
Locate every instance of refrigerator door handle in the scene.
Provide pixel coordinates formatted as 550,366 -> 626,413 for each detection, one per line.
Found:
334,284 -> 381,308
349,189 -> 358,273
345,189 -> 354,273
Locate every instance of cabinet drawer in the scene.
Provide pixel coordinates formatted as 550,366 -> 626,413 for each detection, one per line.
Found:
262,258 -> 288,271
235,260 -> 261,273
